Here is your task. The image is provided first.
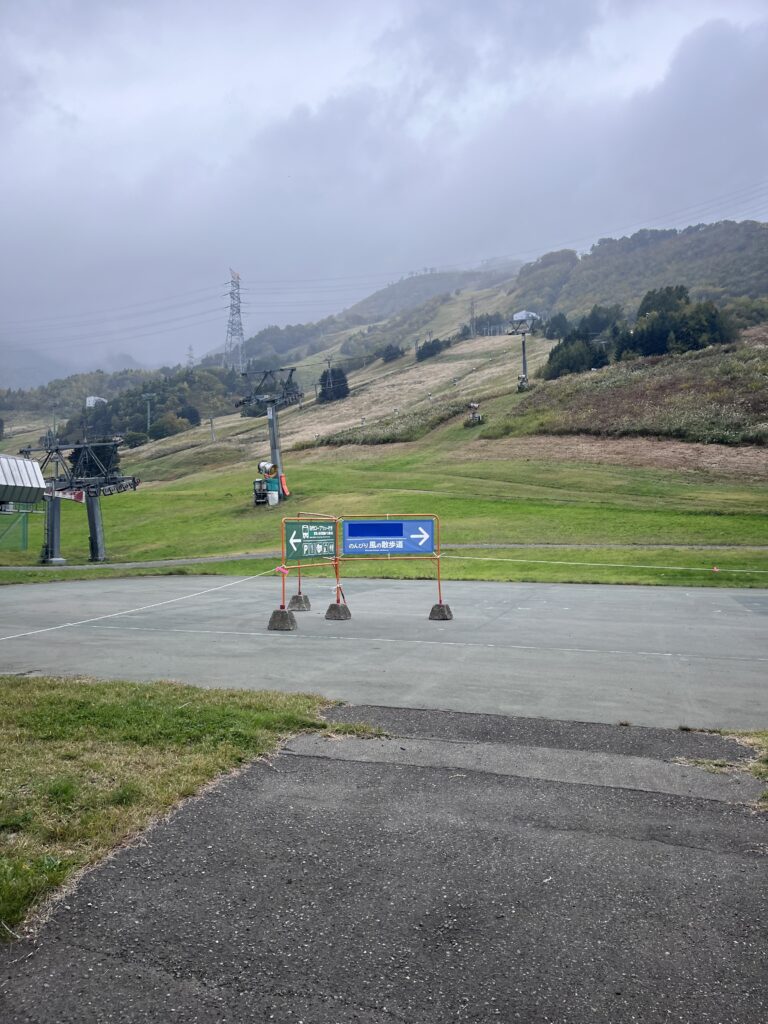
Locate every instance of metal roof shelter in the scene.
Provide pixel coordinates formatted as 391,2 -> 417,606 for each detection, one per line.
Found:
0,454 -> 46,506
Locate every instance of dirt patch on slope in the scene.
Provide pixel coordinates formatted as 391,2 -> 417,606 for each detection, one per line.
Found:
461,434 -> 768,479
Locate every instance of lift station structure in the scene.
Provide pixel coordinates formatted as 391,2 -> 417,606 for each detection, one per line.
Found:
19,439 -> 140,563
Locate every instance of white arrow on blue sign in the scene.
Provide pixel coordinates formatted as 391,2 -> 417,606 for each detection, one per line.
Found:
342,518 -> 436,556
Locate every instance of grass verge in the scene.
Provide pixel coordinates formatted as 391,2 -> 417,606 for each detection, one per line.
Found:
5,443 -> 767,570
0,675 -> 357,939
1,546 -> 767,588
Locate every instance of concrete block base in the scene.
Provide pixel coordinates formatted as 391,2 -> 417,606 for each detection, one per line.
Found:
429,603 -> 453,621
268,609 -> 297,631
288,593 -> 311,611
42,558 -> 67,566
325,602 -> 352,621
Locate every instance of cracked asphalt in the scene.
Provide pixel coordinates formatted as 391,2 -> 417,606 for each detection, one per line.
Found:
2,705 -> 766,1024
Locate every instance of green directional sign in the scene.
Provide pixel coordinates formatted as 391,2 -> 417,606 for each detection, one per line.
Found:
284,519 -> 336,561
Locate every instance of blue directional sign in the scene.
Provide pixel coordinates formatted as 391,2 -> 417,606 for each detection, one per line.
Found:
342,518 -> 436,557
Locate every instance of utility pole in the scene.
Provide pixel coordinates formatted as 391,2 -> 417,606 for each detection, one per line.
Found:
470,299 -> 476,338
224,269 -> 245,371
142,393 -> 156,435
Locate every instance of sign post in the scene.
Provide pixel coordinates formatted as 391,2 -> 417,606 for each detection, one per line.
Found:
341,514 -> 451,620
269,512 -> 451,630
269,514 -> 340,630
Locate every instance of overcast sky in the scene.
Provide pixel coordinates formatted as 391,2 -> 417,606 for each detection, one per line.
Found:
2,0 -> 767,377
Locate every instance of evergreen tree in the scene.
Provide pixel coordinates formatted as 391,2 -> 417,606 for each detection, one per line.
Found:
542,337 -> 608,379
378,343 -> 405,363
318,367 -> 350,402
67,442 -> 120,479
415,338 -> 447,361
545,313 -> 571,339
637,286 -> 690,319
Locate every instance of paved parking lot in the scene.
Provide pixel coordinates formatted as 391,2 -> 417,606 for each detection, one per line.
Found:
1,576 -> 766,728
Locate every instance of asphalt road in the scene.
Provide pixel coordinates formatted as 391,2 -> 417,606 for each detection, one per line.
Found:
1,707 -> 766,1024
2,579 -> 767,1022
1,576 -> 766,728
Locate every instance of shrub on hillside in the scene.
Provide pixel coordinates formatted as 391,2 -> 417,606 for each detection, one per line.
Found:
541,337 -> 609,379
378,343 -> 405,363
482,343 -> 767,446
122,431 -> 149,448
149,412 -> 191,440
416,338 -> 448,361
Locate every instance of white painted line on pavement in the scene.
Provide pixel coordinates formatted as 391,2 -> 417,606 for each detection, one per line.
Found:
0,571 -> 274,642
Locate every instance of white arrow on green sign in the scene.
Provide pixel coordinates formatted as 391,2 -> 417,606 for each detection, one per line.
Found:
284,520 -> 337,561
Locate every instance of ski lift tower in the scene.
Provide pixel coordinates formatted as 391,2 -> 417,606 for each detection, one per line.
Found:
508,310 -> 540,391
236,368 -> 304,502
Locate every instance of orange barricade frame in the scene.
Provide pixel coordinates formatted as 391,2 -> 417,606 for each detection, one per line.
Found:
277,512 -> 443,610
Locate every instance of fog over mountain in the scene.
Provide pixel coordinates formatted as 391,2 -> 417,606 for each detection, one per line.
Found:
1,1 -> 767,385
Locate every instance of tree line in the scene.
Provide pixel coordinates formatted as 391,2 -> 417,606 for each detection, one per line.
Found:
540,286 -> 735,380
52,366 -> 243,446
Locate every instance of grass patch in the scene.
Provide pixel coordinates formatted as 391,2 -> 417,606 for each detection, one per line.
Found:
725,730 -> 768,807
672,758 -> 733,773
1,545 -> 767,588
676,731 -> 768,808
3,450 -> 766,570
3,398 -> 767,582
481,344 -> 768,445
295,398 -> 467,447
285,546 -> 768,587
0,675 -> 363,937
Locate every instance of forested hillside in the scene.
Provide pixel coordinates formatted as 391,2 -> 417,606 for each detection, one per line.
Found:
509,220 -> 768,319
210,265 -> 522,370
3,220 -> 767,450
0,368 -> 155,420
482,331 -> 767,446
344,265 -> 520,322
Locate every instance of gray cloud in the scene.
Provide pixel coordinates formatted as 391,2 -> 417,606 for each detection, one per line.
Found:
1,1 -> 766,381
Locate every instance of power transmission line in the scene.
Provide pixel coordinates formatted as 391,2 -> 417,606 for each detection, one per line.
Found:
2,313 -> 228,353
0,284 -> 229,329
3,305 -> 229,339
224,269 -> 245,371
